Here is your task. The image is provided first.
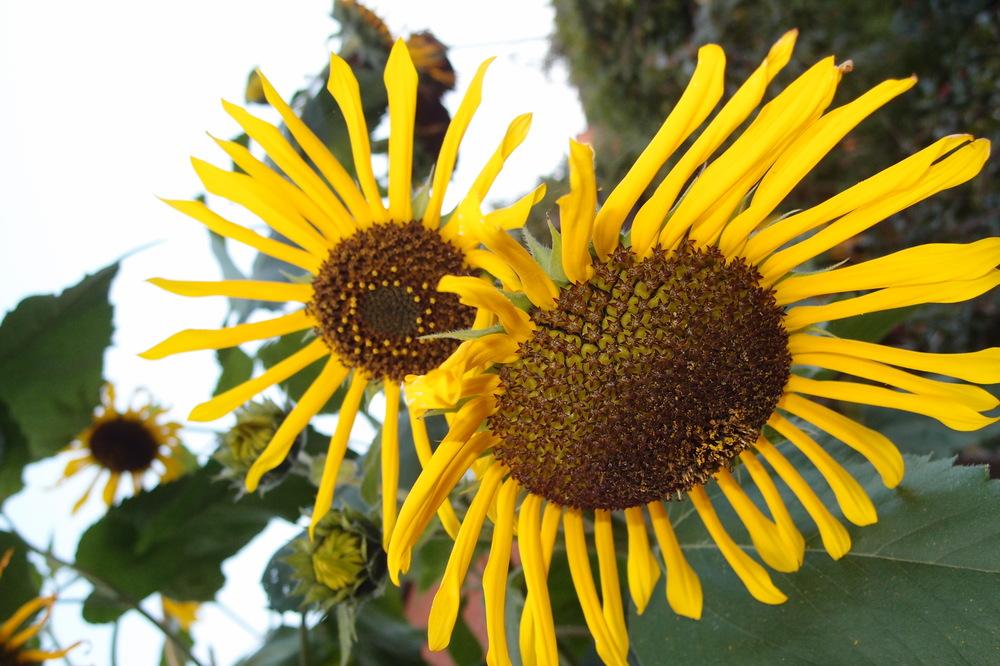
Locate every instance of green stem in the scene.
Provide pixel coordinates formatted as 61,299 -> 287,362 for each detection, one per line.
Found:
299,613 -> 310,666
0,517 -> 204,666
110,620 -> 119,666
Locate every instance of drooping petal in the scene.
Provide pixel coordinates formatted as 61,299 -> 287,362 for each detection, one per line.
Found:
737,451 -> 805,567
437,276 -> 533,340
483,477 -> 518,666
646,502 -> 702,619
518,493 -> 559,666
715,468 -> 801,573
594,509 -> 629,660
688,485 -> 787,605
406,408 -> 462,539
381,382 -> 401,545
623,506 -> 661,614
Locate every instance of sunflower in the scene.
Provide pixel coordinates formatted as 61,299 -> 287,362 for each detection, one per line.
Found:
161,597 -> 199,633
0,550 -> 79,664
388,31 -> 998,665
142,39 -> 540,539
61,384 -> 185,512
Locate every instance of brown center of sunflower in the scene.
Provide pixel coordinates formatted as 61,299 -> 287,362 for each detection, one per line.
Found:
309,220 -> 476,382
89,417 -> 160,472
489,243 -> 791,511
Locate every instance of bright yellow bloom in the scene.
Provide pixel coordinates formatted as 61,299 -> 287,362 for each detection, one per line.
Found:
391,31 -> 997,665
61,384 -> 186,512
143,39 -> 540,539
161,597 -> 199,633
0,550 -> 80,664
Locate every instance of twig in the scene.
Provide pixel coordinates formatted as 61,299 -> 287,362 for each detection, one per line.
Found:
110,620 -> 119,666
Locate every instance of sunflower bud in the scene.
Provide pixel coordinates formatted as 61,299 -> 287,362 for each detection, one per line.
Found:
214,400 -> 295,490
286,509 -> 386,612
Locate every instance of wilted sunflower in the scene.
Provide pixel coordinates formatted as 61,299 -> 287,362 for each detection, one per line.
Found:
389,31 -> 998,665
0,550 -> 79,664
61,384 -> 185,512
142,39 -> 539,538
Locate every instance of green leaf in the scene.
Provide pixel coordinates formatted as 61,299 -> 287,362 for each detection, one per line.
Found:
258,333 -> 347,414
261,538 -> 304,614
0,531 -> 42,621
0,401 -> 29,502
214,347 -> 255,396
0,264 -> 117,459
631,455 -> 1000,664
76,461 -> 312,623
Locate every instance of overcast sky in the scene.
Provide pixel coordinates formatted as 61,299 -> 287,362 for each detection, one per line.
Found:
0,1 -> 585,663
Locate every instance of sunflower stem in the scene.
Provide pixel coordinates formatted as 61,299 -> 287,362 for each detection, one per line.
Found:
111,620 -> 120,666
0,513 -> 204,666
299,613 -> 310,666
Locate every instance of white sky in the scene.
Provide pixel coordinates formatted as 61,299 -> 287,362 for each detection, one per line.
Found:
0,1 -> 585,664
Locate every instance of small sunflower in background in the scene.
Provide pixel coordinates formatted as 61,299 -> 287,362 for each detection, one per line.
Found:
161,597 -> 200,633
0,550 -> 80,664
143,37 -> 539,540
390,30 -> 998,665
61,384 -> 186,512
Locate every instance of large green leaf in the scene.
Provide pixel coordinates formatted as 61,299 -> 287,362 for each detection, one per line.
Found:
0,264 -> 117,459
0,531 -> 42,622
631,455 -> 1000,664
75,461 -> 313,623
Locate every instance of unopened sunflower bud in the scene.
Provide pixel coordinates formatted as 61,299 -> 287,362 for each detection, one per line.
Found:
286,509 -> 386,612
215,400 -> 296,490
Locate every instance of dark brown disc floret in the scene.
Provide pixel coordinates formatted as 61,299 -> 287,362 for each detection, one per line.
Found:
309,220 -> 476,382
489,243 -> 791,511
89,417 -> 161,472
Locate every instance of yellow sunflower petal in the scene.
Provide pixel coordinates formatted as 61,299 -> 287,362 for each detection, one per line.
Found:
246,356 -> 349,493
793,352 -> 998,412
160,199 -> 321,274
385,39 -> 418,222
558,140 -> 598,284
659,56 -> 841,250
468,113 -> 533,205
737,451 -> 805,567
140,310 -> 314,360
592,44 -> 726,259
788,333 -> 1000,384
148,278 -> 313,303
61,455 -> 95,479
212,135 -> 351,238
632,29 -> 797,258
6,607 -> 50,650
521,502 -> 563,665
427,462 -> 505,651
718,76 -> 917,253
769,413 -> 877,526
382,382 -> 401,546
328,53 -> 388,221
424,58 -> 495,227
519,493 -> 559,666
437,276 -> 533,340
564,509 -> 629,666
623,507 -> 661,615
466,249 -> 522,291
787,375 -> 1000,432
743,134 -> 971,263
309,373 -> 368,537
254,70 -> 370,225
220,100 -> 360,229
754,437 -> 851,559
102,472 -> 120,506
760,137 -> 991,282
594,510 -> 629,659
775,238 -> 1000,305
646,502 -> 702,619
0,596 -> 54,643
406,408 -> 462,539
780,393 -> 903,488
784,271 -> 1000,331
715,468 -> 801,573
478,215 -> 558,310
483,477 -> 518,666
689,485 -> 787,605
189,339 -> 329,422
